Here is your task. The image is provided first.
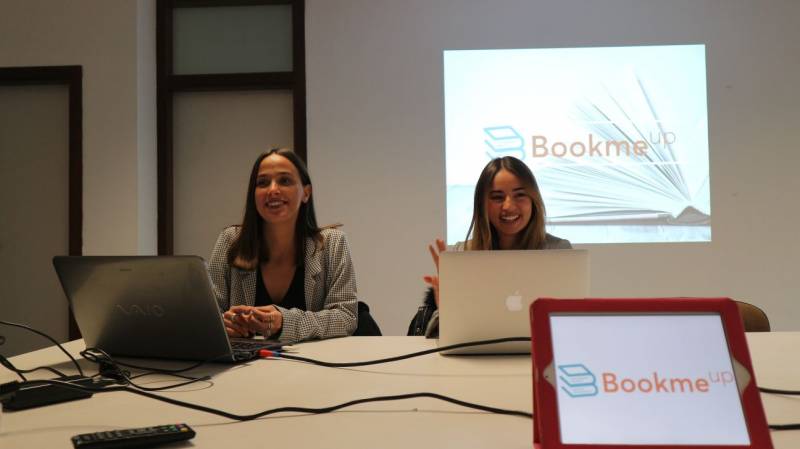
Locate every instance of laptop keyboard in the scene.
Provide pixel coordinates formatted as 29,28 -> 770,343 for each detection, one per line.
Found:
231,338 -> 281,352
228,339 -> 280,361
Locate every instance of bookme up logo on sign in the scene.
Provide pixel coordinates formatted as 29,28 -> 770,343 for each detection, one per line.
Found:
557,364 -> 736,399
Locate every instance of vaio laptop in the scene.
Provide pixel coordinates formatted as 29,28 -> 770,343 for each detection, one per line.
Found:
53,256 -> 279,362
530,297 -> 772,449
437,249 -> 589,354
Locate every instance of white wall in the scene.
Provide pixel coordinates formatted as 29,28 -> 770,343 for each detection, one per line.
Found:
0,0 -> 157,256
306,0 -> 800,334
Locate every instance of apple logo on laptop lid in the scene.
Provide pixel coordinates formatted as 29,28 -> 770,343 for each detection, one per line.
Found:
505,290 -> 523,311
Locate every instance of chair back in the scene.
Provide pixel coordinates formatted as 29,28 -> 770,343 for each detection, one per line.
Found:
735,301 -> 770,332
353,301 -> 382,336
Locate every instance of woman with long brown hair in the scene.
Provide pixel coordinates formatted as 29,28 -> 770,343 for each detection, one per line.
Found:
209,148 -> 357,343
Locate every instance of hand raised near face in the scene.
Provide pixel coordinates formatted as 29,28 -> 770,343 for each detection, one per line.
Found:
423,238 -> 446,307
428,238 -> 446,273
423,274 -> 440,308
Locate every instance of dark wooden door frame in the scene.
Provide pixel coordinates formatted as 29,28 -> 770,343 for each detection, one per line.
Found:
156,0 -> 306,255
0,65 -> 83,340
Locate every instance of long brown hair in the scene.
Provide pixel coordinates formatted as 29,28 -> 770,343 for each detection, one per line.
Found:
227,148 -> 322,269
464,156 -> 547,250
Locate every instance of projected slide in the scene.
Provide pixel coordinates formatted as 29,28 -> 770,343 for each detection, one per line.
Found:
444,45 -> 710,244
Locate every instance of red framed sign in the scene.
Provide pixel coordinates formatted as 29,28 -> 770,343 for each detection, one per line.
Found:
530,297 -> 772,449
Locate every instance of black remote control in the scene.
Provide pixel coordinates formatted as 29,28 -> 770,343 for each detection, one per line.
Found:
71,423 -> 195,448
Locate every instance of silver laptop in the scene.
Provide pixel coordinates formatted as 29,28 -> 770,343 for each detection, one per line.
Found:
53,256 -> 278,362
438,249 -> 589,354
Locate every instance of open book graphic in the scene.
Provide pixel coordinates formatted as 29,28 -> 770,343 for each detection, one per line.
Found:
537,73 -> 710,226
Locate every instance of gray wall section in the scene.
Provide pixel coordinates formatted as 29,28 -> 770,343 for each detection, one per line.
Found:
172,90 -> 294,259
0,0 -> 156,353
0,85 -> 70,356
0,0 -> 157,257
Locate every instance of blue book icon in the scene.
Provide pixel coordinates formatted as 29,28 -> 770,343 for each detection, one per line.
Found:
484,126 -> 526,160
558,364 -> 598,398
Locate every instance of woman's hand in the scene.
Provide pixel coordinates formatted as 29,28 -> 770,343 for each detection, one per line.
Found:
222,306 -> 252,337
225,305 -> 283,338
428,238 -> 446,272
423,238 -> 446,307
244,306 -> 283,338
423,274 -> 440,308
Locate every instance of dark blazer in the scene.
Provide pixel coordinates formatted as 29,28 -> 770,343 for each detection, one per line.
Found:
209,226 -> 358,343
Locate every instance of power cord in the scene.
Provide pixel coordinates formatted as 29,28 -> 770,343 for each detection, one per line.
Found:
759,387 -> 800,396
79,348 -> 211,391
758,387 -> 800,430
1,378 -> 532,420
4,321 -> 800,430
81,347 -> 211,374
0,320 -> 85,377
2,335 -> 533,418
0,321 -> 211,392
0,354 -> 68,381
259,336 -> 533,367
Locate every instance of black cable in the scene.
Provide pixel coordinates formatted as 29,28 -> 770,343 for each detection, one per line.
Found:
0,355 -> 27,381
6,319 -> 792,428
759,387 -> 800,431
0,354 -> 68,379
760,387 -> 800,396
81,347 -> 210,374
35,378 -> 799,430
84,338 -> 527,391
769,423 -> 800,431
14,379 -> 532,421
129,371 -> 203,381
122,373 -> 212,392
13,365 -> 67,378
1,321 -> 226,393
79,347 -> 211,391
0,320 -> 85,376
270,336 -> 533,368
16,377 -> 800,430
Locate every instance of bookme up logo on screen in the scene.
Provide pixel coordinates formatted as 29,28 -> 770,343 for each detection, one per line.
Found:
482,125 -> 675,161
557,364 -> 735,398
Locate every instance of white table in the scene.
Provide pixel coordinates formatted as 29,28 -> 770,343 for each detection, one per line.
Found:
1,334 -> 799,448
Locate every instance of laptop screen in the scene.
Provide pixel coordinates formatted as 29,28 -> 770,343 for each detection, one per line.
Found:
549,313 -> 749,445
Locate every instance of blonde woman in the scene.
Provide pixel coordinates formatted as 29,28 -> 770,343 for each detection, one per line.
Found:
410,156 -> 571,337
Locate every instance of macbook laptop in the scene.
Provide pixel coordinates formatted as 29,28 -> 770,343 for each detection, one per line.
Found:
53,256 -> 279,362
437,249 -> 589,354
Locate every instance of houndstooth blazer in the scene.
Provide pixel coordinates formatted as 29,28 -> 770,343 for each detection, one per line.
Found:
209,226 -> 358,343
